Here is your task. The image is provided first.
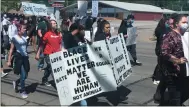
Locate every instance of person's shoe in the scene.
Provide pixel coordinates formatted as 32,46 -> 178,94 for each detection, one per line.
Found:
153,92 -> 161,104
41,82 -> 51,86
38,68 -> 45,72
135,60 -> 142,66
20,91 -> 28,99
1,72 -> 8,78
153,80 -> 160,85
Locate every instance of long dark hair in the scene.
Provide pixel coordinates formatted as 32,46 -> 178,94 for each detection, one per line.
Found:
118,19 -> 127,33
154,18 -> 167,38
47,20 -> 59,35
96,20 -> 110,34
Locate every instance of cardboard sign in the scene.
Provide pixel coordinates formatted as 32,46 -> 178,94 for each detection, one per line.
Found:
50,34 -> 132,105
126,27 -> 137,46
22,2 -> 47,16
181,32 -> 189,76
92,0 -> 99,17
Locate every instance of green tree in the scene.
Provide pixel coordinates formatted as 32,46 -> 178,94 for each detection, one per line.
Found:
1,0 -> 21,12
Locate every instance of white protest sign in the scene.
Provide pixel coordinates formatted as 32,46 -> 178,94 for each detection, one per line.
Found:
87,40 -> 117,91
49,51 -> 73,106
78,1 -> 88,16
50,35 -> 132,105
84,31 -> 91,42
181,32 -> 189,76
107,35 -> 132,86
119,33 -> 132,70
92,0 -> 99,17
22,2 -> 47,16
126,27 -> 137,46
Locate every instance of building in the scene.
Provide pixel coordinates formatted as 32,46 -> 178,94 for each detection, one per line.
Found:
62,1 -> 175,21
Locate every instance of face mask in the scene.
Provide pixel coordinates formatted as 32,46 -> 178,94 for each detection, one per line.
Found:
131,20 -> 134,23
24,20 -> 28,24
180,23 -> 188,32
165,23 -> 170,28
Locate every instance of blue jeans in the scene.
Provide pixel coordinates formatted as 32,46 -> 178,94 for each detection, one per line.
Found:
80,100 -> 87,106
15,66 -> 28,92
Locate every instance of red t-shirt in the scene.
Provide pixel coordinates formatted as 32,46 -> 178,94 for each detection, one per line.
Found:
43,31 -> 62,55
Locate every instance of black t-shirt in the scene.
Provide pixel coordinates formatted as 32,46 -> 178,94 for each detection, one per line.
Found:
63,32 -> 84,49
94,32 -> 111,42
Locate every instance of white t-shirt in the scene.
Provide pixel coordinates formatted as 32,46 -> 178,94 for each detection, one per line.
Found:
2,18 -> 9,26
8,24 -> 18,40
12,35 -> 28,56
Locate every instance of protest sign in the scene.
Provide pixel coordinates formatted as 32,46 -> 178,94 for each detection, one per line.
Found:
22,2 -> 47,16
78,1 -> 88,16
50,34 -> 132,105
92,0 -> 99,17
181,32 -> 189,76
49,51 -> 73,105
126,27 -> 137,46
50,41 -> 117,105
107,35 -> 132,86
87,40 -> 117,91
84,31 -> 91,42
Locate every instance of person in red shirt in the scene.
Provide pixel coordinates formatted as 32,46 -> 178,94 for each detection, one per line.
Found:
40,19 -> 62,86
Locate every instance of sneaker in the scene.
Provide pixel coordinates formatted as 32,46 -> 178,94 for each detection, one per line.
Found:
20,91 -> 28,99
38,68 -> 45,72
135,60 -> 142,66
153,80 -> 160,85
153,93 -> 161,104
1,72 -> 8,78
41,82 -> 51,86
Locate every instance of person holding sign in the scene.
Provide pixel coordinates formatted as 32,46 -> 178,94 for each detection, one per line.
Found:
63,23 -> 85,49
94,20 -> 111,41
39,19 -> 62,86
62,23 -> 87,106
161,14 -> 188,106
118,16 -> 142,66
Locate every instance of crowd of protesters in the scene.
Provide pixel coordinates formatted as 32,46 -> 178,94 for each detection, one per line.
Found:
1,12 -> 189,106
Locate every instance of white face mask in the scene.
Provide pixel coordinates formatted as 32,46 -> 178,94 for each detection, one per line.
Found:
181,23 -> 188,31
24,20 -> 28,24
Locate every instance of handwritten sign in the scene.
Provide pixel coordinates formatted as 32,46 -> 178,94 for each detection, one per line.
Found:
22,2 -> 47,16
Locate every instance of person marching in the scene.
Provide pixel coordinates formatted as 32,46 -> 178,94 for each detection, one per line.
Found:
160,14 -> 188,106
37,18 -> 62,86
7,23 -> 30,99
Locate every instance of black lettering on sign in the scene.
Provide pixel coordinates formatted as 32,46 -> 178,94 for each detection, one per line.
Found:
63,47 -> 87,58
67,61 -> 95,75
51,56 -> 62,63
73,94 -> 82,101
56,75 -> 67,84
83,87 -> 102,97
77,76 -> 91,86
116,75 -> 123,85
74,81 -> 99,94
114,54 -> 124,64
77,71 -> 87,78
94,47 -> 102,51
110,37 -> 119,44
67,54 -> 89,66
53,66 -> 63,74
96,61 -> 110,66
117,65 -> 126,75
